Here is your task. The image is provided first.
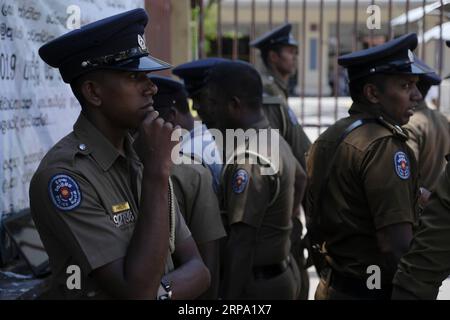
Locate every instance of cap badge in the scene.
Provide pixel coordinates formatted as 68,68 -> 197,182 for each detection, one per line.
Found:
408,50 -> 414,63
138,34 -> 147,51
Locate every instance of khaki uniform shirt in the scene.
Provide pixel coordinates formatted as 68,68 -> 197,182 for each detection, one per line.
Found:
393,158 -> 450,300
221,118 -> 300,266
29,113 -> 191,299
306,102 -> 419,283
171,163 -> 226,245
259,64 -> 311,169
403,101 -> 450,190
260,63 -> 290,104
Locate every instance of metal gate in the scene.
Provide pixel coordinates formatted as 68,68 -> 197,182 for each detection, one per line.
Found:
190,0 -> 450,137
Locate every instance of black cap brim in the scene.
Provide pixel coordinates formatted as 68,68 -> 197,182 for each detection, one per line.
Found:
103,55 -> 172,73
410,61 -> 434,75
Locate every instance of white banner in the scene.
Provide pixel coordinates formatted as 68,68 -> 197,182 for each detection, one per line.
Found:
0,0 -> 144,225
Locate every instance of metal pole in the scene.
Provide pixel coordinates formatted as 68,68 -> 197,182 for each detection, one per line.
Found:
269,0 -> 273,30
217,0 -> 222,57
352,0 -> 358,52
388,0 -> 393,40
233,0 -> 238,60
318,0 -> 324,136
285,0 -> 289,23
300,0 -> 307,124
422,0 -> 426,60
438,0 -> 444,109
251,0 -> 256,64
405,0 -> 410,34
334,0 -> 341,121
198,0 -> 205,59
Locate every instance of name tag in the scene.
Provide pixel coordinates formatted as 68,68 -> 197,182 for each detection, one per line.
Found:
112,210 -> 135,228
112,202 -> 130,213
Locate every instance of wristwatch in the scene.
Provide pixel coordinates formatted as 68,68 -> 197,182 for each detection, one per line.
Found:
157,277 -> 172,300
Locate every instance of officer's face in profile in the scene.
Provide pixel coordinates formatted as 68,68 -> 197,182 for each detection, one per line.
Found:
89,70 -> 157,129
270,45 -> 298,76
191,90 -> 216,129
206,83 -> 236,133
374,74 -> 422,126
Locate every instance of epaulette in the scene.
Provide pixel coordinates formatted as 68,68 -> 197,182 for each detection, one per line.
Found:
262,95 -> 283,105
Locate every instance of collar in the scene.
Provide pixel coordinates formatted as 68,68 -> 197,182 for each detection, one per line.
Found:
73,113 -> 138,171
260,63 -> 289,96
251,117 -> 270,130
348,102 -> 409,140
348,102 -> 383,118
415,100 -> 428,111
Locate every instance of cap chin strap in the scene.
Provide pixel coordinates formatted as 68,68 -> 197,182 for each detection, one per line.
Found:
80,46 -> 149,68
348,59 -> 414,82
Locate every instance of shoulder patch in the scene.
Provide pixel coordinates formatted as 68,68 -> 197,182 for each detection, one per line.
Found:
231,169 -> 249,194
287,107 -> 299,125
393,151 -> 410,180
48,174 -> 82,211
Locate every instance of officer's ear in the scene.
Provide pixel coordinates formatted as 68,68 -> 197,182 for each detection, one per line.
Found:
268,50 -> 280,64
363,83 -> 381,104
166,107 -> 177,123
80,79 -> 103,107
230,96 -> 241,111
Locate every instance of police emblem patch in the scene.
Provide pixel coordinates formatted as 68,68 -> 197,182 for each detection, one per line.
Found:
394,151 -> 410,180
48,174 -> 82,211
232,169 -> 249,194
287,107 -> 299,125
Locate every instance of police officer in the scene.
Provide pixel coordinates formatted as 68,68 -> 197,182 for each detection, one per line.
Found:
149,75 -> 226,299
172,58 -> 228,192
29,9 -> 210,299
250,23 -> 311,299
306,33 -> 430,300
250,23 -> 311,168
391,158 -> 450,300
173,58 -> 228,131
402,59 -> 450,192
206,60 -> 306,299
391,40 -> 450,300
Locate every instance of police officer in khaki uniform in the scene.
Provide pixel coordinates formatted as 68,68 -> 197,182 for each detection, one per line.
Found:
250,23 -> 311,299
392,158 -> 450,299
149,75 -> 226,299
172,58 -> 228,194
402,59 -> 450,192
306,33 -> 430,300
391,41 -> 450,300
172,58 -> 228,131
206,61 -> 306,299
250,23 -> 311,168
29,9 -> 210,299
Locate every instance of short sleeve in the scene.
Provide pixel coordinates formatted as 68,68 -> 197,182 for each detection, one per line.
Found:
224,164 -> 271,228
188,167 -> 226,244
403,121 -> 422,164
29,168 -> 130,274
174,199 -> 191,245
360,138 -> 418,230
282,104 -> 311,169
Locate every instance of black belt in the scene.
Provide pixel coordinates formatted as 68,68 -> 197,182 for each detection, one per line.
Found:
253,256 -> 291,280
330,271 -> 392,300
